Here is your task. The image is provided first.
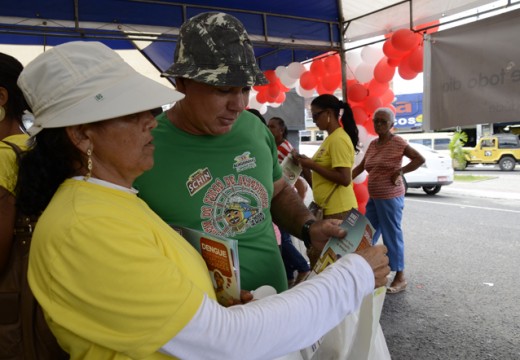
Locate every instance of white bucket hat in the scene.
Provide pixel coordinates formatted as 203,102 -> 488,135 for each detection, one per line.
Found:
18,41 -> 184,136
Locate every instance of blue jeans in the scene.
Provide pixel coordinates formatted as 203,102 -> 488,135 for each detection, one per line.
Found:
365,196 -> 405,272
280,228 -> 310,280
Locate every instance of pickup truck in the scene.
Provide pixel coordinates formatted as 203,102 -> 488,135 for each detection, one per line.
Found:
464,134 -> 520,171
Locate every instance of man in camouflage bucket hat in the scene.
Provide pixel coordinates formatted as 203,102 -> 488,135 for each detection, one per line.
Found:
162,12 -> 268,87
135,12 -> 346,294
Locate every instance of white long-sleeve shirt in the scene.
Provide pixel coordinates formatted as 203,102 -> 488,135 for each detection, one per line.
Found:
160,253 -> 374,360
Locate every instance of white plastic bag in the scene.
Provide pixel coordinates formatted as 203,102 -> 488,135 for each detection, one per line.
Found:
304,286 -> 390,360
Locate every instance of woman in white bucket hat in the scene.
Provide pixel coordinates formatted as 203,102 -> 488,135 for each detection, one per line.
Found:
16,41 -> 389,360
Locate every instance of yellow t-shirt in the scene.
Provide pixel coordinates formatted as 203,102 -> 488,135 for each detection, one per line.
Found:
28,179 -> 216,359
0,133 -> 29,194
312,128 -> 358,215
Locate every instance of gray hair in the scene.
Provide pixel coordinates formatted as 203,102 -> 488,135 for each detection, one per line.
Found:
373,107 -> 395,123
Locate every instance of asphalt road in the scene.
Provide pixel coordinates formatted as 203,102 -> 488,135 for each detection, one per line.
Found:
380,170 -> 520,360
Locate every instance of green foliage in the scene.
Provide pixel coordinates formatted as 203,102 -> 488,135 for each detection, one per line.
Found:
449,131 -> 469,170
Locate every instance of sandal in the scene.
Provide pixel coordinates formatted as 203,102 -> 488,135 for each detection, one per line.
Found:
387,281 -> 408,294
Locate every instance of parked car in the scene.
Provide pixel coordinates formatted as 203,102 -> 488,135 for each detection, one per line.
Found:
300,141 -> 454,196
403,142 -> 454,195
463,134 -> 520,171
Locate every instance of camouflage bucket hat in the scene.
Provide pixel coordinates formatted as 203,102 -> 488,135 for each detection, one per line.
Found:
162,12 -> 268,87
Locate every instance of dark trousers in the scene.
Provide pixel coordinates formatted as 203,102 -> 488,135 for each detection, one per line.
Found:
280,228 -> 310,280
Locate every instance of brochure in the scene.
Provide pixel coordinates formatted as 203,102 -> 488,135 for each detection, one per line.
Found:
301,208 -> 375,360
173,226 -> 241,307
281,153 -> 302,186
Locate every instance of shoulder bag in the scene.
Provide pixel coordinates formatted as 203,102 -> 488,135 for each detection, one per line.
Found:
0,140 -> 69,359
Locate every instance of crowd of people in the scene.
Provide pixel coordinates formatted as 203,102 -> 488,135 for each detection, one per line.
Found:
0,10 -> 437,359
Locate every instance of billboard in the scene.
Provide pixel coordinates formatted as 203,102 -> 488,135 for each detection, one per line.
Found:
393,93 -> 423,130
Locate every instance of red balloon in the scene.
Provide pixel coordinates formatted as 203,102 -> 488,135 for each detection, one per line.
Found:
357,201 -> 367,215
265,89 -> 278,103
387,57 -> 402,67
354,182 -> 369,204
398,59 -> 419,80
352,106 -> 369,126
363,96 -> 383,114
264,70 -> 277,83
310,59 -> 326,78
316,82 -> 329,96
364,120 -> 376,135
253,84 -> 267,92
300,71 -> 317,90
380,88 -> 395,105
322,72 -> 341,92
368,79 -> 389,97
267,83 -> 280,99
347,83 -> 368,103
408,45 -> 424,73
373,57 -> 396,83
256,91 -> 267,104
391,28 -> 418,52
383,38 -> 406,59
275,91 -> 286,103
324,54 -> 341,74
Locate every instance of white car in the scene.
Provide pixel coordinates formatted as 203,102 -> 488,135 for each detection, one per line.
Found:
298,141 -> 454,196
403,142 -> 454,195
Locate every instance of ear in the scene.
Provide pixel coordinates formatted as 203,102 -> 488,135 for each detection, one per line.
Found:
0,87 -> 8,107
174,78 -> 187,94
66,125 -> 92,154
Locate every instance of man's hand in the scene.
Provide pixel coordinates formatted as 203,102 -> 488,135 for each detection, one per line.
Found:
308,219 -> 346,251
355,245 -> 390,288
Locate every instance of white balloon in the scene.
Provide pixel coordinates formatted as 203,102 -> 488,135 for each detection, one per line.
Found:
345,51 -> 363,73
357,125 -> 369,145
296,84 -> 315,98
275,65 -> 287,78
248,96 -> 262,110
287,62 -> 306,79
354,62 -> 375,83
269,101 -> 282,108
259,104 -> 268,115
361,45 -> 384,66
279,72 -> 298,88
353,171 -> 367,184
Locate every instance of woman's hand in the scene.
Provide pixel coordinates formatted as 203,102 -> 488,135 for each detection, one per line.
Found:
391,171 -> 403,186
290,150 -> 312,168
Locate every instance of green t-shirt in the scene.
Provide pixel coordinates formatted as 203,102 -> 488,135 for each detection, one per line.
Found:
135,111 -> 287,292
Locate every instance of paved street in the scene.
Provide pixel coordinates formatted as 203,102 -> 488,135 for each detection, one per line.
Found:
381,170 -> 520,360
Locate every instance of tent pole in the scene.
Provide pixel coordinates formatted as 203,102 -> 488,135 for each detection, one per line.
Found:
336,0 -> 347,101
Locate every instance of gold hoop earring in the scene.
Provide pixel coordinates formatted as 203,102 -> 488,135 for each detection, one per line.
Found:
0,106 -> 5,122
84,148 -> 93,181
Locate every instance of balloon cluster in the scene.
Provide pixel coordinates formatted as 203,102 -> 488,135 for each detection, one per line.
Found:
247,53 -> 342,114
248,22 -> 439,211
344,22 -> 439,211
248,62 -> 307,114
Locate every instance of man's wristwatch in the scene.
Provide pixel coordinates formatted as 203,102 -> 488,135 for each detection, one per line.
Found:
301,219 -> 316,249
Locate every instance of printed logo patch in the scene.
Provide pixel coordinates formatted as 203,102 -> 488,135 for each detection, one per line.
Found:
200,174 -> 269,237
233,152 -> 256,172
186,168 -> 212,196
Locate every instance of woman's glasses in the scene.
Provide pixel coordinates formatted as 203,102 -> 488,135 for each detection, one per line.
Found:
312,110 -> 326,121
373,118 -> 389,125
